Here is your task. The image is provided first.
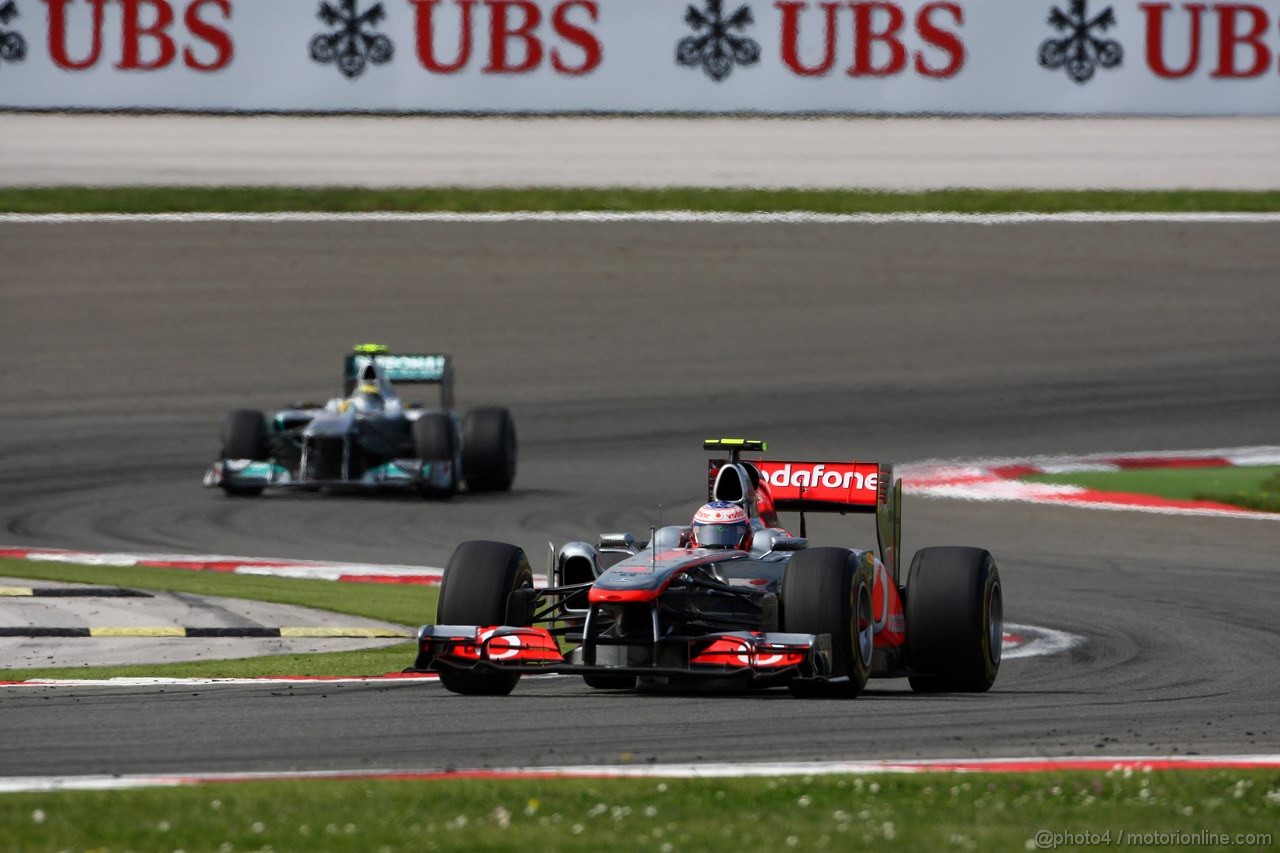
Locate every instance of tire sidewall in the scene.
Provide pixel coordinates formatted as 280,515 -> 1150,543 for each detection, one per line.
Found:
979,562 -> 1002,680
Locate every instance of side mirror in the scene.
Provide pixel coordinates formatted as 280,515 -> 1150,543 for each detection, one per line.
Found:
770,536 -> 807,552
555,541 -> 603,593
598,532 -> 636,550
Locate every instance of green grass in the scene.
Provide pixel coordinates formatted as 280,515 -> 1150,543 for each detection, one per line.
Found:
5,186 -> 1280,214
0,558 -> 437,625
1022,466 -> 1280,513
0,770 -> 1275,851
0,557 -> 436,680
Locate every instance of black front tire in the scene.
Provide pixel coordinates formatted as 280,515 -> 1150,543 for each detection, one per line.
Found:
221,409 -> 269,460
905,546 -> 1002,693
462,407 -> 517,492
435,541 -> 533,696
781,547 -> 875,699
413,413 -> 458,497
219,409 -> 270,497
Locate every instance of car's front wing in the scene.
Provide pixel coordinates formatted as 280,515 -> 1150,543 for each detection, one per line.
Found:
415,624 -> 836,683
203,458 -> 455,491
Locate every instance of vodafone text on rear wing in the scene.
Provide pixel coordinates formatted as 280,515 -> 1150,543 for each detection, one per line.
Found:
755,460 -> 880,514
703,440 -> 904,582
757,459 -> 903,583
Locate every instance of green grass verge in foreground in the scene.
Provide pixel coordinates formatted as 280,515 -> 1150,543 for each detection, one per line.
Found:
0,771 -> 1276,851
0,557 -> 435,680
5,186 -> 1280,214
1022,465 -> 1280,513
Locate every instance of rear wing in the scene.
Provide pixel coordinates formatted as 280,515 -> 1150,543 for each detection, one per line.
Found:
754,460 -> 881,514
344,348 -> 454,408
704,440 -> 903,582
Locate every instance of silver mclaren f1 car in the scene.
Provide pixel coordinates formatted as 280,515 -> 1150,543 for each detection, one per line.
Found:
412,439 -> 1003,698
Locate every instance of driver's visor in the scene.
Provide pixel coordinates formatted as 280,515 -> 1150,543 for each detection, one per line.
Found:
694,522 -> 747,548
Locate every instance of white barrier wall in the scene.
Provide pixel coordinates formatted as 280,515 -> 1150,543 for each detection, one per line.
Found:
0,0 -> 1277,113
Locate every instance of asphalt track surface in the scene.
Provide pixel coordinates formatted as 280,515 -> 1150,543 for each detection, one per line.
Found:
1,219 -> 1278,776
4,115 -> 1280,190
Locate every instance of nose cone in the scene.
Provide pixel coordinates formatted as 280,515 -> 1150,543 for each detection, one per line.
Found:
304,411 -> 355,436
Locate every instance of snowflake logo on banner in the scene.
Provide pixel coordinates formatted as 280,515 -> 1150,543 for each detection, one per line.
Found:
1038,0 -> 1122,84
309,0 -> 394,79
0,1 -> 28,70
676,0 -> 760,82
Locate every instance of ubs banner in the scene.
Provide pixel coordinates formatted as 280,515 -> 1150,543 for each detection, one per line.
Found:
0,0 -> 1278,113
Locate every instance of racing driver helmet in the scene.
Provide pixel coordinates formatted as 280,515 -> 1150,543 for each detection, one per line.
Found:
691,501 -> 752,551
351,382 -> 385,414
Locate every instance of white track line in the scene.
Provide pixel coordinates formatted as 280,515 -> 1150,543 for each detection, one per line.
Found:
4,212 -> 1280,226
2,755 -> 1278,792
1,546 -> 491,584
0,546 -> 568,584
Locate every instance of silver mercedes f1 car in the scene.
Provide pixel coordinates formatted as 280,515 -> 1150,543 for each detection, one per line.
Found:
412,439 -> 1003,698
204,345 -> 516,498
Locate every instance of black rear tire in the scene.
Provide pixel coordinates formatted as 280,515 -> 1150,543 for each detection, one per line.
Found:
435,541 -> 533,696
905,546 -> 1002,693
219,410 -> 270,497
462,407 -> 517,492
781,547 -> 874,698
413,413 -> 458,497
